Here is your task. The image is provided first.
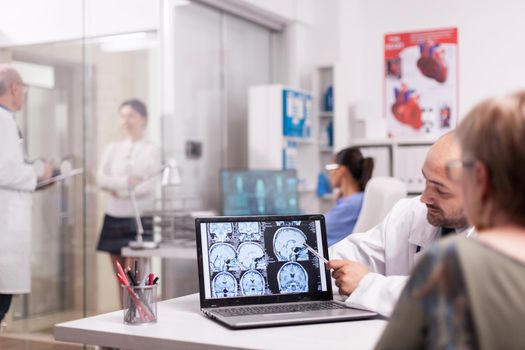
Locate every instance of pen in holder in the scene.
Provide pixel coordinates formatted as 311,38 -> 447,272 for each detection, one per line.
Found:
122,284 -> 158,325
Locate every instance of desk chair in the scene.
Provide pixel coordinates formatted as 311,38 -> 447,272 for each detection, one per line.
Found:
352,176 -> 407,233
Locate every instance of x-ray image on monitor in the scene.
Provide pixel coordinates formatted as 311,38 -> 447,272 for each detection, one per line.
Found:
221,170 -> 300,216
199,219 -> 328,299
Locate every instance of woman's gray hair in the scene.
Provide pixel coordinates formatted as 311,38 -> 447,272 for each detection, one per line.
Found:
457,91 -> 525,226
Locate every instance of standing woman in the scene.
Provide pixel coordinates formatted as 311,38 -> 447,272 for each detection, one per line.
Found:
96,99 -> 160,285
325,147 -> 374,246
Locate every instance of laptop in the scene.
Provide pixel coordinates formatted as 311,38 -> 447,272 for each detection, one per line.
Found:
195,214 -> 377,329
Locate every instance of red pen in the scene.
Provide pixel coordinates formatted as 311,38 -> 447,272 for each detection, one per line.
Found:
148,273 -> 154,286
116,272 -> 129,286
116,261 -> 129,285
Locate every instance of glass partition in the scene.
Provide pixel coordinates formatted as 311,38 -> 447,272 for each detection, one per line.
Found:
0,0 -> 283,345
2,33 -> 161,338
8,42 -> 86,333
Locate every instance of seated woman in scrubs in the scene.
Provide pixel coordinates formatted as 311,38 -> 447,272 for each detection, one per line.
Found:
325,147 -> 374,246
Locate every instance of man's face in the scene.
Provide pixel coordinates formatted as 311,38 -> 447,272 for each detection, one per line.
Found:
420,156 -> 468,228
11,77 -> 27,111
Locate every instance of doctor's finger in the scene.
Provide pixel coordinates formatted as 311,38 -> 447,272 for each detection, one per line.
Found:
338,287 -> 350,297
327,259 -> 348,270
331,269 -> 346,280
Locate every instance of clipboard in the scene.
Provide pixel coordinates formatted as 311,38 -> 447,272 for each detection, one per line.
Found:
36,168 -> 84,189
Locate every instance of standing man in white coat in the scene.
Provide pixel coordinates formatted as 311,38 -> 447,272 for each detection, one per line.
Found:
327,132 -> 473,316
0,65 -> 53,324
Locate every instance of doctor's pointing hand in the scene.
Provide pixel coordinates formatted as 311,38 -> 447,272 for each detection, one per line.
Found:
328,259 -> 370,296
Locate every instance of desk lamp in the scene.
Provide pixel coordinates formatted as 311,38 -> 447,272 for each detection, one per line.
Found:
128,159 -> 181,249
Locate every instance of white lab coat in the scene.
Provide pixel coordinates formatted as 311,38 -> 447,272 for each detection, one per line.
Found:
97,139 -> 161,217
0,107 -> 37,294
329,196 -> 472,317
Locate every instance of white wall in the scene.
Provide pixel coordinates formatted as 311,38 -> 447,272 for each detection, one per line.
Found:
240,0 -> 313,24
234,0 -> 316,88
336,0 -> 525,146
0,0 -> 160,47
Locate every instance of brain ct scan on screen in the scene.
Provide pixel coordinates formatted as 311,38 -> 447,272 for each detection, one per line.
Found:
200,219 -> 328,299
238,222 -> 261,241
212,272 -> 238,298
237,242 -> 267,270
278,262 -> 309,293
209,243 -> 237,272
209,222 -> 234,242
240,270 -> 265,296
273,227 -> 309,262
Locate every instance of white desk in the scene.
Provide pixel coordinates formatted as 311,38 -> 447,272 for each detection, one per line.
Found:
55,294 -> 387,350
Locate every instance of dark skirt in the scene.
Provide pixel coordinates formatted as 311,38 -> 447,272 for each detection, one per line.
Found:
97,214 -> 154,254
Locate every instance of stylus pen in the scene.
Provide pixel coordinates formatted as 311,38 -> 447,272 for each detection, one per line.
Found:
302,242 -> 329,264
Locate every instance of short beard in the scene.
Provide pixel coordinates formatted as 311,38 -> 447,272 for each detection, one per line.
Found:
427,212 -> 469,229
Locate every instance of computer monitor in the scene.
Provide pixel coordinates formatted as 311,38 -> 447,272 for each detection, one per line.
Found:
220,169 -> 300,216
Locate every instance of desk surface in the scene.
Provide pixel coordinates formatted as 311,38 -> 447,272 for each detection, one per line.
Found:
55,294 -> 387,350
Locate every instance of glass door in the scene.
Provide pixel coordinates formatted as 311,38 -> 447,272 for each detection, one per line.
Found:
165,1 -> 279,214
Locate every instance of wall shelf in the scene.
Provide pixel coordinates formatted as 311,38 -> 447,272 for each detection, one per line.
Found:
319,145 -> 334,153
284,136 -> 315,144
248,85 -> 317,195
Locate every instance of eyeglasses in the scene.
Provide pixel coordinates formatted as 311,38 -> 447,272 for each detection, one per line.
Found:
325,163 -> 340,171
445,159 -> 475,182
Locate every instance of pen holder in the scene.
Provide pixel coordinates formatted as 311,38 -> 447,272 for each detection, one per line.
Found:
122,284 -> 158,325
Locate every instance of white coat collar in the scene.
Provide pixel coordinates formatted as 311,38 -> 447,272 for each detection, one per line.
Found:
0,104 -> 14,118
406,196 -> 476,248
408,222 -> 475,249
408,224 -> 441,249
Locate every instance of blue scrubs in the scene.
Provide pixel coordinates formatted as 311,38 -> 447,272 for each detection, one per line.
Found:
325,192 -> 364,246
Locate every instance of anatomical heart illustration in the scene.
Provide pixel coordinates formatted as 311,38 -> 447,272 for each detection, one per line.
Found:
384,28 -> 457,137
417,40 -> 447,83
391,84 -> 422,130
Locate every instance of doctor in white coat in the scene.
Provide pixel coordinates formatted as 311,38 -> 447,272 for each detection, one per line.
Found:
328,132 -> 474,317
0,65 -> 52,324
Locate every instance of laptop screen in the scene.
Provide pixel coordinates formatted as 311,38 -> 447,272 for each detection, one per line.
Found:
195,215 -> 332,307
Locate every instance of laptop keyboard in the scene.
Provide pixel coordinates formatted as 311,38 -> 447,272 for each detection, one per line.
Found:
214,301 -> 348,317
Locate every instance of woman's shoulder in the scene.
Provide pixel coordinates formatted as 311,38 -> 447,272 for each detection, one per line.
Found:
339,192 -> 364,205
428,235 -> 474,262
409,236 -> 465,282
426,235 -> 525,277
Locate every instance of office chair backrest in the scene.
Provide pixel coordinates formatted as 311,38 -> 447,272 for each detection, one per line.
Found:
353,176 -> 407,233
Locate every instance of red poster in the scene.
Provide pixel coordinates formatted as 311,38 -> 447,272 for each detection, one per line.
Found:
384,27 -> 458,138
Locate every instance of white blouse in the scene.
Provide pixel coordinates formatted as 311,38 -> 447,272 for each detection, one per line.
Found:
97,138 -> 161,217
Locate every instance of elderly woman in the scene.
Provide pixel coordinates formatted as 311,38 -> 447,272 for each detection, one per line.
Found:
376,91 -> 525,349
